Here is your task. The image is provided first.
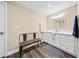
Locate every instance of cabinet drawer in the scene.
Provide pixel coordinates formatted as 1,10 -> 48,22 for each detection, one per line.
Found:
61,40 -> 74,47
61,37 -> 74,44
61,37 -> 74,42
66,35 -> 74,38
61,35 -> 74,41
66,35 -> 74,41
60,34 -> 66,39
55,34 -> 60,38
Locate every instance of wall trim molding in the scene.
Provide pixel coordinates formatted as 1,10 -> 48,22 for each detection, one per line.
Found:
0,2 -> 8,57
7,48 -> 19,56
4,2 -> 8,57
7,43 -> 37,56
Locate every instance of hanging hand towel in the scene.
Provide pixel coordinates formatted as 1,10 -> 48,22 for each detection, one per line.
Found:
72,16 -> 78,38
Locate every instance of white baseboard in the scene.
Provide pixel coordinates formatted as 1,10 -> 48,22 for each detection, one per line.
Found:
6,43 -> 38,56
7,48 -> 19,56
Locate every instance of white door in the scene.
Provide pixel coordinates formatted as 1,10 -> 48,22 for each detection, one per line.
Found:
0,3 -> 5,57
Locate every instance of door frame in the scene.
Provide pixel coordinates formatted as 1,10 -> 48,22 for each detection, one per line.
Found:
0,2 -> 8,57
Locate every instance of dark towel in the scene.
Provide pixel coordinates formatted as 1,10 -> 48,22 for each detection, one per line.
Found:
72,16 -> 78,38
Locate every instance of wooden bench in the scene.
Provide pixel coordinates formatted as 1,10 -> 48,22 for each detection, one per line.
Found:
19,33 -> 41,57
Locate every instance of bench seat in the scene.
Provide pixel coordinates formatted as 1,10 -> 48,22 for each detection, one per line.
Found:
20,38 -> 41,46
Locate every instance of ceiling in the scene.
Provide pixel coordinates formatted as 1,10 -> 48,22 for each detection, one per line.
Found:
15,1 -> 77,16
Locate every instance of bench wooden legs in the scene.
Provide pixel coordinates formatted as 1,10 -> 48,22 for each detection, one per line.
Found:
38,40 -> 42,46
19,46 -> 23,57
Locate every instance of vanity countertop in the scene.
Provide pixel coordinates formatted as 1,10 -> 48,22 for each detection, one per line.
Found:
41,30 -> 72,35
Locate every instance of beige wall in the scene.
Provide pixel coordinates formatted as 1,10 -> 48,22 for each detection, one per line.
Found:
6,2 -> 47,51
47,5 -> 77,32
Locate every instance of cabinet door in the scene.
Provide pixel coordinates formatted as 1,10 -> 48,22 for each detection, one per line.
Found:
77,39 -> 79,57
61,35 -> 75,55
43,33 -> 53,45
61,41 -> 74,54
54,34 -> 61,48
61,34 -> 66,50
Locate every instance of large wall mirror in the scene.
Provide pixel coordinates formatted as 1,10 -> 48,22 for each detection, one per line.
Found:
52,14 -> 66,32
47,5 -> 77,33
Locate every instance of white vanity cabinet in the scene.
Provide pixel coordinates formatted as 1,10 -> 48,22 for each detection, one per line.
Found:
43,32 -> 61,48
42,32 -> 77,57
43,32 -> 54,45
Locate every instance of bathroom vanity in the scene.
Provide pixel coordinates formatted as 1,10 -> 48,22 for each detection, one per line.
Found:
42,31 -> 78,57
